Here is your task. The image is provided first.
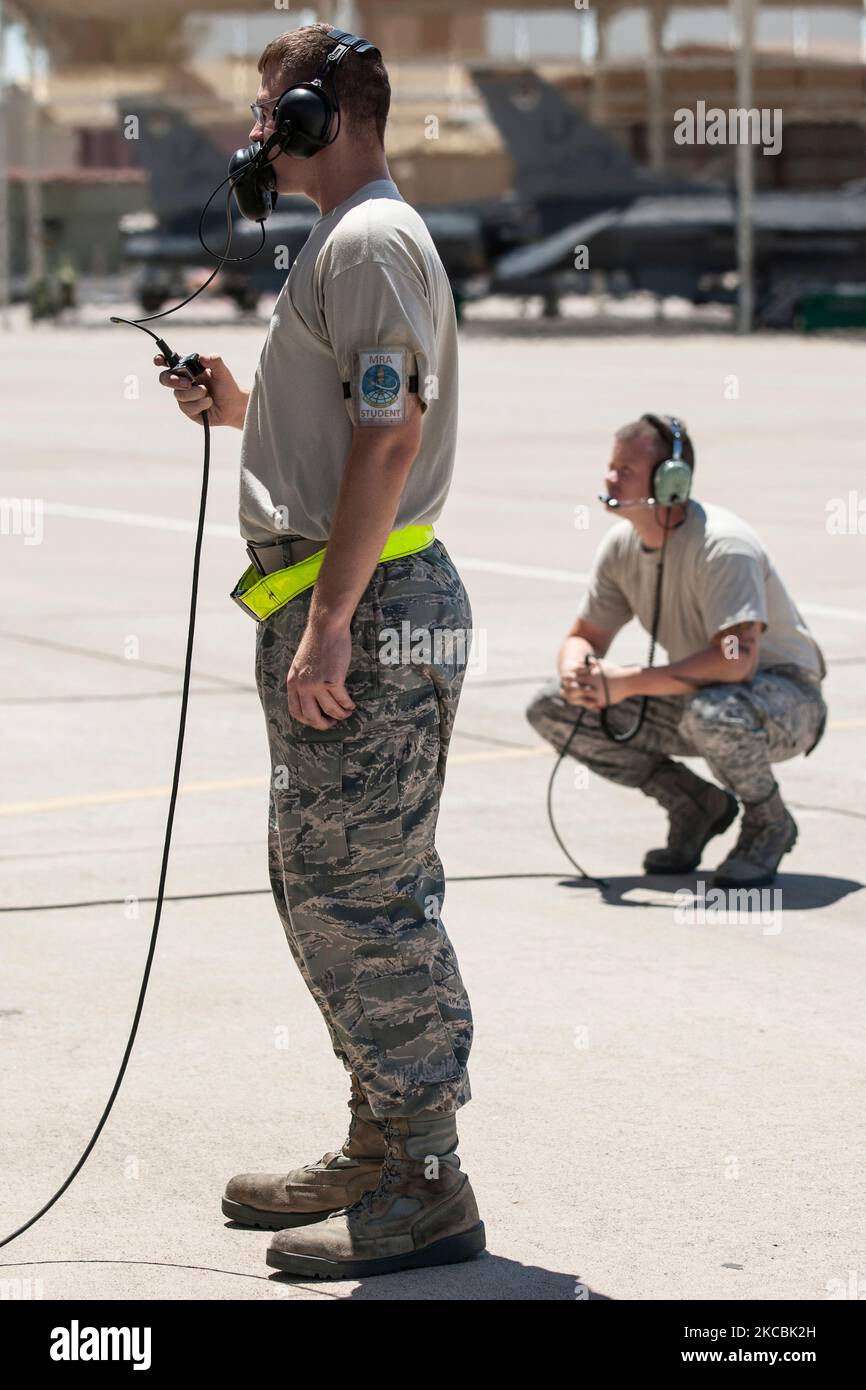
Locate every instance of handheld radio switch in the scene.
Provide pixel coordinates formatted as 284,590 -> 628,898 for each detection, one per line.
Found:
108,318 -> 207,385
155,339 -> 206,384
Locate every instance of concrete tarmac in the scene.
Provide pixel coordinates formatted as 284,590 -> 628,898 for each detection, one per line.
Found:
1,304 -> 864,1301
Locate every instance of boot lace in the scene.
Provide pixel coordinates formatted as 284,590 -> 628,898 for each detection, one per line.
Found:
342,1130 -> 404,1217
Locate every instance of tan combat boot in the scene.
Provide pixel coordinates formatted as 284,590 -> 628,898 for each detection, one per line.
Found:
265,1114 -> 486,1278
640,761 -> 739,874
712,786 -> 798,888
222,1072 -> 387,1230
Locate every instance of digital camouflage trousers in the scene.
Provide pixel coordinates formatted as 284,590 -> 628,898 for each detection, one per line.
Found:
526,663 -> 827,804
254,539 -> 474,1119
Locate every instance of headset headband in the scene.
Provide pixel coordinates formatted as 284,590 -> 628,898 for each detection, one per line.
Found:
321,28 -> 379,65
269,27 -> 381,156
642,413 -> 685,464
302,28 -> 380,98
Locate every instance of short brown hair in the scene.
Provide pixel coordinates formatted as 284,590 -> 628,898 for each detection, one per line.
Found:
258,23 -> 390,146
617,415 -> 696,473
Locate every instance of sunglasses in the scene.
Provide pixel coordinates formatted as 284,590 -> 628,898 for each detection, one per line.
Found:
250,97 -> 280,126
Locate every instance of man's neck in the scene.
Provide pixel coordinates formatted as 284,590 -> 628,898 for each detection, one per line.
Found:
626,500 -> 689,550
306,150 -> 393,217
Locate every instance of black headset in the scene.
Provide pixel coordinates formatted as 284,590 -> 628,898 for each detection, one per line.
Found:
228,29 -> 380,224
641,413 -> 694,507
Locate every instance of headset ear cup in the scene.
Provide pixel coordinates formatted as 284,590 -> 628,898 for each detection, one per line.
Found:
653,459 -> 692,507
273,85 -> 335,158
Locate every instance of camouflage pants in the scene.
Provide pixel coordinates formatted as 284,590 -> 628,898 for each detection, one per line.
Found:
526,664 -> 827,804
254,539 -> 474,1119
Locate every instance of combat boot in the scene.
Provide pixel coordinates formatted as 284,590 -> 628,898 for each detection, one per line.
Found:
640,761 -> 739,874
222,1072 -> 387,1230
266,1114 -> 486,1278
712,786 -> 797,888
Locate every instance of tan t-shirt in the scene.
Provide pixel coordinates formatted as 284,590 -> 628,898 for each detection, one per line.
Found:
577,499 -> 827,682
239,178 -> 458,543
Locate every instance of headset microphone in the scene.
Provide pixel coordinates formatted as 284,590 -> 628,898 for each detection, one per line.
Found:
228,141 -> 278,223
599,494 -> 654,510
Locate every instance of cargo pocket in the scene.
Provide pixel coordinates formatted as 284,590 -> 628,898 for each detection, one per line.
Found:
356,967 -> 461,1086
284,685 -> 442,875
292,739 -> 351,870
282,729 -> 405,875
340,733 -> 404,871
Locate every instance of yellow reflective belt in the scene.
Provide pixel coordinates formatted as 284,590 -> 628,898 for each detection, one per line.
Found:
230,523 -> 436,622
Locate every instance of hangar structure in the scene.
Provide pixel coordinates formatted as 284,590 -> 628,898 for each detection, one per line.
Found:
1,0 -> 864,330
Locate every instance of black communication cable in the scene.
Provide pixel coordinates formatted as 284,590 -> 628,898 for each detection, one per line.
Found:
545,706 -> 609,890
0,408 -> 210,1251
0,154 -> 260,1249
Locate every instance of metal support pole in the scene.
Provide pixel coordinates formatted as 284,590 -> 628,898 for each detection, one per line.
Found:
647,0 -> 666,171
734,0 -> 756,334
24,23 -> 46,285
591,10 -> 608,127
0,0 -> 11,328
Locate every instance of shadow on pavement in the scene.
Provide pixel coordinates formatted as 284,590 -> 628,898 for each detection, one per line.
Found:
558,871 -> 863,912
269,1254 -> 612,1300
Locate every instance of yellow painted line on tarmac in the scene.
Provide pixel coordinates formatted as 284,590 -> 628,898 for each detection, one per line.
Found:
450,746 -> 550,765
0,777 -> 268,816
0,747 -> 549,816
1,723 -> 862,818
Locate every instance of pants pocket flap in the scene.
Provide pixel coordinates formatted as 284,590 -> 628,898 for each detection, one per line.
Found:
356,968 -> 461,1083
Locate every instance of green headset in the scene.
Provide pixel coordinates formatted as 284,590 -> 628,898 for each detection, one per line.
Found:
641,413 -> 694,508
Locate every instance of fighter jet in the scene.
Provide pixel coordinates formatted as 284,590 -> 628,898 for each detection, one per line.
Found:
116,73 -> 865,326
473,68 -> 866,325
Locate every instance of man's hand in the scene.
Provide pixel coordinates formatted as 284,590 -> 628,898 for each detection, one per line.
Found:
154,352 -> 249,429
564,657 -> 641,710
557,622 -> 616,699
286,620 -> 357,730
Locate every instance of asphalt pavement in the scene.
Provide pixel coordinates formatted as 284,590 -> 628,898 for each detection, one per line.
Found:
1,302 -> 863,1300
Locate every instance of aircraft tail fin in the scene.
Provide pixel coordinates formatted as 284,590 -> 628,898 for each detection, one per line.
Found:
117,97 -> 238,228
472,67 -> 657,203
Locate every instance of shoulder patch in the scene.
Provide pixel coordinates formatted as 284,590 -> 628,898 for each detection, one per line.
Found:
353,348 -> 407,425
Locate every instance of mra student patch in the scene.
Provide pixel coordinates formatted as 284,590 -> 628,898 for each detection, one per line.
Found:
354,348 -> 408,425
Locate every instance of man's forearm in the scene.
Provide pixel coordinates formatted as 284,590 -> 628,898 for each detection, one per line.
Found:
629,644 -> 756,696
